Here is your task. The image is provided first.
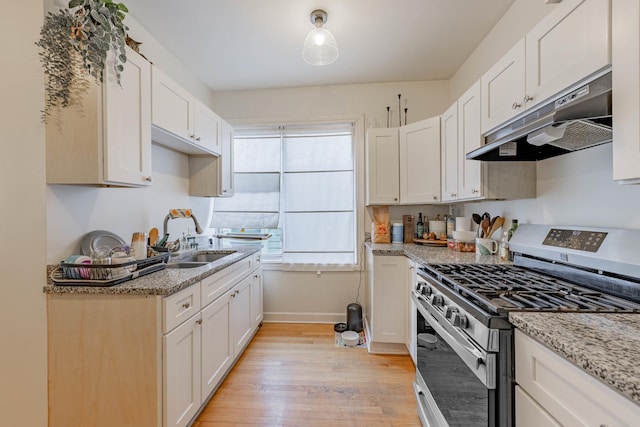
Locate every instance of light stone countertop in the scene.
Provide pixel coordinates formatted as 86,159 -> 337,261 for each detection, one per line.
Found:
510,312 -> 640,406
367,242 -> 510,266
43,245 -> 261,296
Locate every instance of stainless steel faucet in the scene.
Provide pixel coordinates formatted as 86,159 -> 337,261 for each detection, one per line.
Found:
163,210 -> 203,236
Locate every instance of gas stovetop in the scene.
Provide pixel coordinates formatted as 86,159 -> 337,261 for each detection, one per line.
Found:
422,263 -> 640,315
419,224 -> 640,319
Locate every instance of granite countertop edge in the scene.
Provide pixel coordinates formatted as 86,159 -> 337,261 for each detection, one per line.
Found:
366,242 -> 510,266
43,246 -> 261,296
509,312 -> 640,406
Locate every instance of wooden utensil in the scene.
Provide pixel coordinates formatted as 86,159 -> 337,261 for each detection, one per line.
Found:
488,216 -> 505,239
148,227 -> 159,246
480,218 -> 490,238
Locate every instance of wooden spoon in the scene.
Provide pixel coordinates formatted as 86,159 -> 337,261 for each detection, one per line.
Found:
488,216 -> 505,239
480,218 -> 490,238
148,227 -> 159,246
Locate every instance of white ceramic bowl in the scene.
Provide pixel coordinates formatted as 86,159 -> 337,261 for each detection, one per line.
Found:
452,230 -> 477,241
341,330 -> 360,346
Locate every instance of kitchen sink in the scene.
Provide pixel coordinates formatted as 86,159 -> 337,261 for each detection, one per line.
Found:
166,251 -> 236,268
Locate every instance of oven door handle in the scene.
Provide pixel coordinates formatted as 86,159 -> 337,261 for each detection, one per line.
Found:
412,292 -> 494,388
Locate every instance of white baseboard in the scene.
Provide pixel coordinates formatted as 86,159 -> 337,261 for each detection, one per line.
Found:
263,312 -> 345,324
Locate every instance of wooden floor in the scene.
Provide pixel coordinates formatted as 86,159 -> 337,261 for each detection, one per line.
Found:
193,323 -> 421,427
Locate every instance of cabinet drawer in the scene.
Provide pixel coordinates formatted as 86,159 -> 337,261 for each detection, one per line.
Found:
201,256 -> 253,307
163,283 -> 201,333
514,330 -> 639,427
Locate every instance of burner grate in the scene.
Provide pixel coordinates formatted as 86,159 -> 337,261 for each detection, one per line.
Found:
425,263 -> 640,314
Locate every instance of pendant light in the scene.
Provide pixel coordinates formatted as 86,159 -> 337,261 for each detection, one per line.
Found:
302,9 -> 339,66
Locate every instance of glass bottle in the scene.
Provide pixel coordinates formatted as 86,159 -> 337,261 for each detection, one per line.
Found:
417,213 -> 424,239
499,231 -> 510,262
508,219 -> 519,240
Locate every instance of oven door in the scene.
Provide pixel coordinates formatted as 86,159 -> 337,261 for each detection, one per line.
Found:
412,292 -> 496,427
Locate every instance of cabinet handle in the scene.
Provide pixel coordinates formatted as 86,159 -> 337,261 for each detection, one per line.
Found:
189,133 -> 196,139
195,136 -> 201,141
394,197 -> 398,202
523,94 -> 534,104
222,189 -> 227,193
254,274 -> 259,278
235,290 -> 240,295
433,196 -> 438,200
182,302 -> 191,309
512,102 -> 522,110
196,319 -> 202,325
472,189 -> 478,194
144,176 -> 152,182
450,193 -> 456,197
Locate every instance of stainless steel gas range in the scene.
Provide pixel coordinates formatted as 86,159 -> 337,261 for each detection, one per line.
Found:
411,224 -> 640,427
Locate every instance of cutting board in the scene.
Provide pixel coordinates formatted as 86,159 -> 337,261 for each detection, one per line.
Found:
413,238 -> 448,246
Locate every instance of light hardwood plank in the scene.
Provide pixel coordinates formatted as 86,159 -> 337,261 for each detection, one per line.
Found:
193,323 -> 420,426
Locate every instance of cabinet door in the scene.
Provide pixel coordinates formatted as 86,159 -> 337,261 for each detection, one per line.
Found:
406,260 -> 417,364
526,0 -> 611,110
164,314 -> 201,427
441,102 -> 458,202
515,330 -> 639,427
613,0 -> 640,184
201,290 -> 234,399
370,254 -> 408,343
103,48 -> 152,186
194,101 -> 222,155
231,275 -> 253,355
250,269 -> 264,329
219,120 -> 235,196
515,386 -> 561,427
457,81 -> 483,200
399,116 -> 441,203
481,38 -> 526,133
152,66 -> 194,142
365,128 -> 400,205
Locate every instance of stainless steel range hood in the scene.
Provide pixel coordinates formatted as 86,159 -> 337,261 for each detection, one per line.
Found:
466,69 -> 612,161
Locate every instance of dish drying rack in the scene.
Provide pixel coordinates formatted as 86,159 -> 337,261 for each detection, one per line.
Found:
50,253 -> 170,287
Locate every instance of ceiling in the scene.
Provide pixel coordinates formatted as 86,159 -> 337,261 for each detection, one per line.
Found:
124,0 -> 515,92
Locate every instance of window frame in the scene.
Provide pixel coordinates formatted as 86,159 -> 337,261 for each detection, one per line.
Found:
213,116 -> 365,271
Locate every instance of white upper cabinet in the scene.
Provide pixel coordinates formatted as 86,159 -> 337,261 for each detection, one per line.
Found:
365,128 -> 401,205
399,116 -> 441,204
46,47 -> 152,187
366,117 -> 440,205
612,0 -> 640,184
441,102 -> 459,202
151,66 -> 221,156
525,0 -> 611,109
457,81 -> 483,199
481,38 -> 526,134
189,118 -> 234,197
482,0 -> 611,134
443,80 -> 536,202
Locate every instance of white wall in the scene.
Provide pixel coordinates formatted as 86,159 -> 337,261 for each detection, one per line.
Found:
0,1 -> 48,425
212,81 -> 451,322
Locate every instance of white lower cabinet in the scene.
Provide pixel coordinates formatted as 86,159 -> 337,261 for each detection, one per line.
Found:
200,288 -> 233,401
515,330 -> 639,427
47,253 -> 263,427
406,260 -> 417,365
365,248 -> 408,354
164,313 -> 202,427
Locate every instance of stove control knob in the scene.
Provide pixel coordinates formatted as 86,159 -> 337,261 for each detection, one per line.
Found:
431,295 -> 444,307
419,283 -> 432,296
445,307 -> 459,319
452,313 -> 469,329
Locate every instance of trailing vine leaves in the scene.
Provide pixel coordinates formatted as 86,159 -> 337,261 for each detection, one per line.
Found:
35,0 -> 129,123
36,9 -> 77,122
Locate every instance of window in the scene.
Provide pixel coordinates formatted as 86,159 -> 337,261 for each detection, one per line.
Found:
212,123 -> 356,266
